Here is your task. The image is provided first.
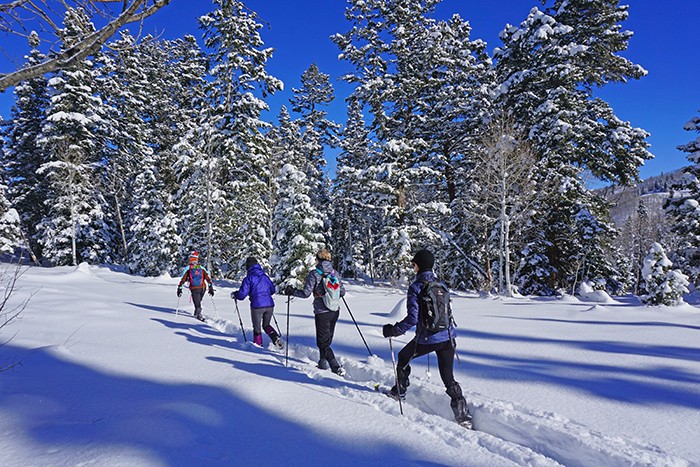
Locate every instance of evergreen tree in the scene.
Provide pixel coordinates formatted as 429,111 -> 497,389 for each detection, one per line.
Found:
2,31 -> 50,258
290,63 -> 340,219
139,36 -> 208,275
36,8 -> 111,266
640,242 -> 688,306
0,151 -> 22,255
186,0 -> 282,274
664,108 -> 700,287
97,31 -> 155,265
270,108 -> 326,286
334,0 -> 481,282
332,99 -> 379,279
495,0 -> 649,294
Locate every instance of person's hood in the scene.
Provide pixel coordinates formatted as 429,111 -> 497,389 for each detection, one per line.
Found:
317,260 -> 334,275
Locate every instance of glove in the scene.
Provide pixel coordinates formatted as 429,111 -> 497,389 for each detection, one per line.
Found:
208,285 -> 215,296
177,287 -> 182,297
230,292 -> 237,300
284,285 -> 296,296
382,323 -> 396,338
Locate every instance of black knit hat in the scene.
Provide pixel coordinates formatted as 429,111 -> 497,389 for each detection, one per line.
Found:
411,249 -> 435,272
245,257 -> 258,269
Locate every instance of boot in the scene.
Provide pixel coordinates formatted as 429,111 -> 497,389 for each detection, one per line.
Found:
264,326 -> 284,349
390,365 -> 411,398
317,358 -> 330,370
329,359 -> 345,376
446,382 -> 472,427
253,332 -> 263,346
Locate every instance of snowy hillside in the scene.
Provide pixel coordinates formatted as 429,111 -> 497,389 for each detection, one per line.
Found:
1,264 -> 699,466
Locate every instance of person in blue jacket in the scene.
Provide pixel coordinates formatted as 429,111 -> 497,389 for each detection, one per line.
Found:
231,257 -> 283,348
382,249 -> 471,426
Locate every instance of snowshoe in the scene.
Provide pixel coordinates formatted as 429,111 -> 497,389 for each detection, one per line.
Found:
457,415 -> 474,430
194,314 -> 206,322
332,366 -> 346,376
373,383 -> 405,400
274,337 -> 284,350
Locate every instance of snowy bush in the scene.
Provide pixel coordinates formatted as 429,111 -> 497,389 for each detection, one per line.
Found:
640,243 -> 689,306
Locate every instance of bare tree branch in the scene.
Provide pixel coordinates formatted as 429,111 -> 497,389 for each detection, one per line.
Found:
0,0 -> 171,92
0,260 -> 34,372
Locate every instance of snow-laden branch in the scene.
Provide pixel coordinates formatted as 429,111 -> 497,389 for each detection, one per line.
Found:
0,0 -> 170,92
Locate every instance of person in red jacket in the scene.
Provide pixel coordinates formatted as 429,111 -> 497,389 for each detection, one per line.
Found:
177,251 -> 214,321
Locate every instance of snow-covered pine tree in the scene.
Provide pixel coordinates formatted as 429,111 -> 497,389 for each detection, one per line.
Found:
269,110 -> 325,287
331,98 -> 379,280
2,32 -> 50,258
36,8 -> 112,266
411,15 -> 494,289
174,118 -> 225,274
0,153 -> 23,256
290,63 -> 340,222
134,35 -> 207,275
617,199 -> 667,294
640,242 -> 689,306
188,0 -> 282,274
97,31 -> 155,265
333,0 -> 464,282
664,108 -> 700,287
128,149 -> 183,276
495,0 -> 650,294
516,160 -> 621,296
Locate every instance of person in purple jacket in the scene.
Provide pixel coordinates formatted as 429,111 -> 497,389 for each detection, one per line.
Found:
231,257 -> 283,348
382,249 -> 471,426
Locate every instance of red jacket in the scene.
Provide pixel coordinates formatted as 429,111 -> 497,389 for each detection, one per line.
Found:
178,265 -> 213,291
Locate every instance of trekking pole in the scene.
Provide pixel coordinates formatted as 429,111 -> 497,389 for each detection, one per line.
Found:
341,296 -> 373,357
448,325 -> 461,364
175,295 -> 181,317
209,295 -> 221,319
272,314 -> 283,337
285,295 -> 291,367
233,299 -> 247,343
389,337 -> 404,416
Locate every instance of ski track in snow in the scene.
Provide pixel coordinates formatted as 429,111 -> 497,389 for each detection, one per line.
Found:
199,314 -> 691,467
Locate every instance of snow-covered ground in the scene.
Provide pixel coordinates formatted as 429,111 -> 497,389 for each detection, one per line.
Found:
1,263 -> 698,466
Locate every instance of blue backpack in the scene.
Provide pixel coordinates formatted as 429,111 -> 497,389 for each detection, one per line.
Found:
189,266 -> 205,287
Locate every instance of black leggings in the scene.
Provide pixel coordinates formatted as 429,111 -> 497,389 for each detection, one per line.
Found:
314,309 -> 339,363
191,289 -> 205,317
396,338 -> 456,388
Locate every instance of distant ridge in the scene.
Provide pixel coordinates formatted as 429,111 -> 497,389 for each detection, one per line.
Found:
596,167 -> 687,226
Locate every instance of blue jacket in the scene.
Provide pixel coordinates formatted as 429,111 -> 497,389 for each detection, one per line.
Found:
292,260 -> 346,314
234,264 -> 276,309
393,270 -> 455,345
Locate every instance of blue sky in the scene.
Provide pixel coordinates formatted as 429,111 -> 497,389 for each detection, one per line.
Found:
1,0 -> 697,182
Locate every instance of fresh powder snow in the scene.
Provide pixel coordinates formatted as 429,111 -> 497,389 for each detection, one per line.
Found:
1,263 -> 698,466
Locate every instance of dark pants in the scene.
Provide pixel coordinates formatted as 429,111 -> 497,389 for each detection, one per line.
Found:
251,307 -> 280,341
396,338 -> 456,389
314,309 -> 340,366
191,289 -> 205,317
251,306 -> 274,334
395,337 -> 470,423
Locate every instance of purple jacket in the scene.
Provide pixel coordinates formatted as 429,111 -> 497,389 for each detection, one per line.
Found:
234,264 -> 276,309
393,270 -> 456,345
